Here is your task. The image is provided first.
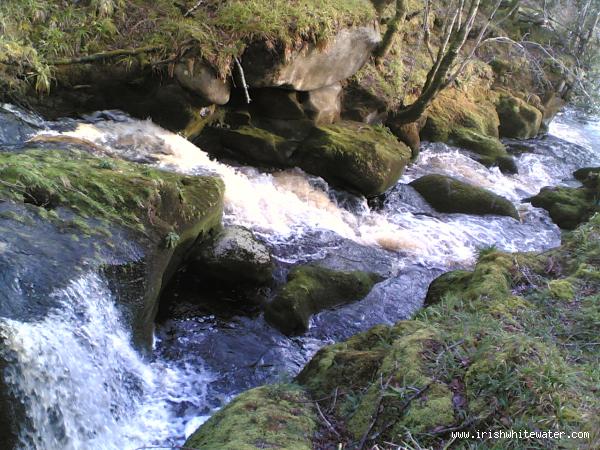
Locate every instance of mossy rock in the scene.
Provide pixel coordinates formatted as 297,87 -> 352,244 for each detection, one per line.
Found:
496,94 -> 543,139
184,384 -> 316,450
527,186 -> 598,230
410,174 -> 519,219
293,121 -> 412,197
0,147 -> 225,347
190,225 -> 274,285
424,270 -> 473,306
574,167 -> 600,189
219,125 -> 297,167
264,265 -> 381,335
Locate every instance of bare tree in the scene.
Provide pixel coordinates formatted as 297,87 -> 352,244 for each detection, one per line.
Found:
381,0 -> 503,124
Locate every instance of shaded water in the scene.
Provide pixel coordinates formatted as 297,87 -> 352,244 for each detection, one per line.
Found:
0,104 -> 598,448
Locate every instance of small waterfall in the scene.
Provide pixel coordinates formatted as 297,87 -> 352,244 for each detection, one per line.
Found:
35,116 -> 563,266
0,273 -> 213,449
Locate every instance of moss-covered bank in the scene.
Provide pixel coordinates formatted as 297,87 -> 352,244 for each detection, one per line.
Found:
188,214 -> 600,448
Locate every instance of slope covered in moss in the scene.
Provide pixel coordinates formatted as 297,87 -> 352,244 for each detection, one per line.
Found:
0,0 -> 376,93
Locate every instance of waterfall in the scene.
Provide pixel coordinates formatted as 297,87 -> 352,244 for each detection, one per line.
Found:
0,273 -> 213,449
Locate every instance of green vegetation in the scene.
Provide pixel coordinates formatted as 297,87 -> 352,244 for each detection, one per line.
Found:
184,384 -> 317,450
264,265 -> 381,335
0,147 -> 224,238
295,214 -> 600,448
0,0 -> 376,93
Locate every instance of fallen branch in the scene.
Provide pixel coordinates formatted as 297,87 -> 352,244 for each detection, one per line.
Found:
315,400 -> 341,439
48,46 -> 162,65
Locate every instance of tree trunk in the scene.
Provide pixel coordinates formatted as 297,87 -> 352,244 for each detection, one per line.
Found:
374,0 -> 408,63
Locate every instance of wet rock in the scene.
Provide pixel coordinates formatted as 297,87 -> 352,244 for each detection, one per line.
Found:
242,26 -> 381,91
410,174 -> 520,219
264,265 -> 382,335
174,58 -> 231,105
190,226 -> 274,285
184,384 -> 316,450
219,125 -> 298,167
293,121 -> 412,197
300,83 -> 342,125
496,94 -> 543,139
386,118 -> 421,159
527,186 -> 598,230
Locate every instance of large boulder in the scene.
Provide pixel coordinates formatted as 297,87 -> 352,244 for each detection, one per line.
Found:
410,174 -> 519,219
527,186 -> 598,230
174,57 -> 231,105
184,384 -> 316,450
293,121 -> 412,197
574,167 -> 600,189
496,94 -> 543,139
242,26 -> 381,91
190,225 -> 274,285
265,265 -> 381,335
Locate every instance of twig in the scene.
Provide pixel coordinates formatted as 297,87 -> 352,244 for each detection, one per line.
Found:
357,373 -> 395,449
234,56 -> 251,104
48,46 -> 161,65
184,0 -> 205,17
315,399 -> 341,439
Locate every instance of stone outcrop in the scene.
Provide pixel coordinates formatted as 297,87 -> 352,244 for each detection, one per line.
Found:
496,94 -> 543,139
174,57 -> 231,105
292,121 -> 412,197
241,26 -> 381,91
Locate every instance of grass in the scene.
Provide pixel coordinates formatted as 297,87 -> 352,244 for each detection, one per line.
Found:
0,0 -> 376,94
297,214 -> 600,448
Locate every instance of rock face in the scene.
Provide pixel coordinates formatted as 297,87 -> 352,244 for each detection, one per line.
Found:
174,57 -> 231,105
184,384 -> 317,450
410,174 -> 519,219
264,265 -> 381,335
242,26 -> 381,90
496,94 -> 543,139
527,186 -> 598,230
293,122 -> 412,197
190,226 -> 274,285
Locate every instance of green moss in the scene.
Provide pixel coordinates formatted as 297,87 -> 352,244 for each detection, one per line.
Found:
264,264 -> 381,335
424,270 -> 472,306
0,0 -> 376,92
548,280 -> 575,300
0,147 -> 224,239
184,384 -> 317,450
410,174 -> 519,219
219,125 -> 294,167
528,186 -> 598,230
294,121 -> 412,197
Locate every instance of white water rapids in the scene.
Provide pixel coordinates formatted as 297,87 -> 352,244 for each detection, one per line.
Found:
0,107 -> 598,449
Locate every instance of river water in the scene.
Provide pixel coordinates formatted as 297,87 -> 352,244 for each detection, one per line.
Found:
0,105 -> 598,449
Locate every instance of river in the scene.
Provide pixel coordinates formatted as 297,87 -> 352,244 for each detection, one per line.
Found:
0,105 -> 598,449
